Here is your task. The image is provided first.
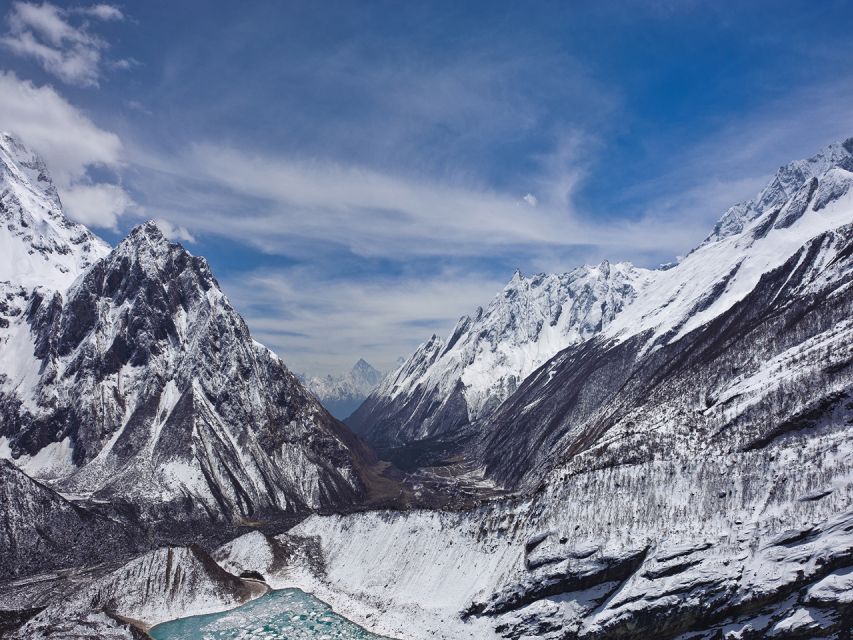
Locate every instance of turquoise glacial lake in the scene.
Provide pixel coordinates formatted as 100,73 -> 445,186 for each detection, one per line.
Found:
149,588 -> 388,640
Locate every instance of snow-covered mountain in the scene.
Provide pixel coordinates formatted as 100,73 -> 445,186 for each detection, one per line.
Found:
4,131 -> 853,640
0,132 -> 109,290
469,137 -> 853,491
0,458 -> 137,578
352,139 -> 853,459
0,134 -> 389,532
251,137 -> 853,639
303,358 -> 384,419
348,261 -> 651,450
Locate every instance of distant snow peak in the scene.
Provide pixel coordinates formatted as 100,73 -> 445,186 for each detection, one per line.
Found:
305,359 -> 384,419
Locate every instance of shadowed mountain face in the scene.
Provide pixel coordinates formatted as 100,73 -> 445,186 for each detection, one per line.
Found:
0,458 -> 138,578
478,221 -> 853,490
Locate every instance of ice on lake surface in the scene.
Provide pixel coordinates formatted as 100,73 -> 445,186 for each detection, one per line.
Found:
149,588 -> 388,639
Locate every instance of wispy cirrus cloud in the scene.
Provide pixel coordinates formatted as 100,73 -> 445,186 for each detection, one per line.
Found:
1,2 -> 128,86
220,266 -> 507,376
4,1 -> 853,375
127,137 -> 704,266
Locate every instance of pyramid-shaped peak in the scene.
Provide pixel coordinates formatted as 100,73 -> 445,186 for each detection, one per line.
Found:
353,358 -> 375,371
126,220 -> 168,243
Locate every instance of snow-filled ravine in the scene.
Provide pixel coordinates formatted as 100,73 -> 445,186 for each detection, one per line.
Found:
149,588 -> 391,640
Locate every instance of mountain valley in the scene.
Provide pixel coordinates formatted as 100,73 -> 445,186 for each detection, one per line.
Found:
1,133 -> 853,639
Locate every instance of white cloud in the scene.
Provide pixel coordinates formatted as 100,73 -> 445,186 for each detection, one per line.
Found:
76,4 -> 124,21
153,218 -> 196,244
0,71 -> 120,180
62,183 -> 133,230
0,70 -> 132,229
522,193 -> 538,207
1,2 -> 126,86
221,267 -> 506,376
133,139 -> 702,267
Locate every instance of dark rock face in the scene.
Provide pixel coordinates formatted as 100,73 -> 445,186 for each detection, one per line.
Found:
13,545 -> 262,639
476,509 -> 853,640
0,222 -> 384,528
348,375 -> 472,454
0,459 -> 135,578
465,547 -> 649,618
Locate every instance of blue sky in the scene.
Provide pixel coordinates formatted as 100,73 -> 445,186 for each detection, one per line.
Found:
2,1 -> 853,374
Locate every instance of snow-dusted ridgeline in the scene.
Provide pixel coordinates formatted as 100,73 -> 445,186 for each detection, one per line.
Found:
472,138 -> 853,491
352,139 -> 853,464
348,262 -> 650,448
603,139 -> 853,350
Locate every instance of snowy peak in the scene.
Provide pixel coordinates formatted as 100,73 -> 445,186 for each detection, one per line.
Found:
1,214 -> 380,519
349,261 -> 650,446
606,136 -> 853,349
704,138 -> 853,244
352,357 -> 380,379
0,132 -> 109,290
305,358 -> 385,419
0,132 -> 61,210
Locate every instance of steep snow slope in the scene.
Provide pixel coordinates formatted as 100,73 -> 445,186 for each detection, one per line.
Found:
473,140 -> 853,491
605,138 -> 853,349
304,358 -> 384,419
348,262 -> 650,449
0,133 -> 108,290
